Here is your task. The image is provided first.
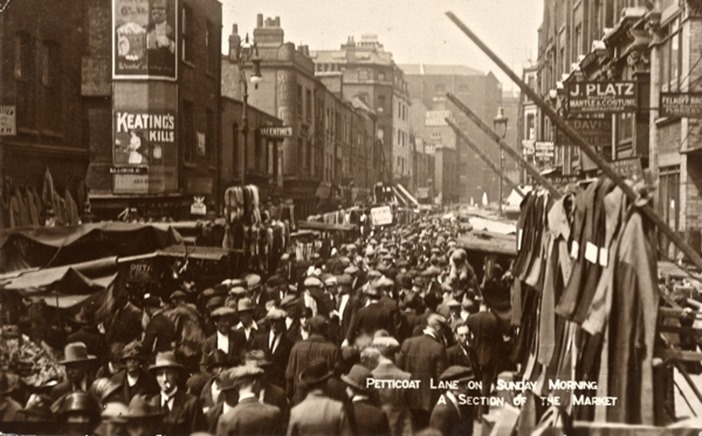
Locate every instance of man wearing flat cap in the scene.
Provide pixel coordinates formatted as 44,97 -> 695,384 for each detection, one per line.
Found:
345,278 -> 400,346
285,315 -> 340,404
429,366 -> 478,436
200,307 -> 247,372
397,314 -> 448,432
333,274 -> 363,341
216,366 -> 283,436
371,336 -> 412,436
234,297 -> 259,349
252,308 -> 293,389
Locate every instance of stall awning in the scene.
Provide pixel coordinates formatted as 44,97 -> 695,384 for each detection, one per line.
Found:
297,221 -> 357,232
458,231 -> 516,256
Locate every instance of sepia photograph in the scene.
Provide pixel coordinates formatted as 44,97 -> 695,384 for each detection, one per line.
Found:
1,0 -> 702,434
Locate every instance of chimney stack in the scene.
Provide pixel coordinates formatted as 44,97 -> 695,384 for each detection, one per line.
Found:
228,23 -> 241,62
253,14 -> 284,48
257,13 -> 263,28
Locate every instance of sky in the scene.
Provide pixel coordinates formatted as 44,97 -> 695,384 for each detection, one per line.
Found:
221,0 -> 543,93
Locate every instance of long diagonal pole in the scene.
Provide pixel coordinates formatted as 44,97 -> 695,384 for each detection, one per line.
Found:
446,119 -> 525,198
447,95 -> 561,198
445,11 -> 702,271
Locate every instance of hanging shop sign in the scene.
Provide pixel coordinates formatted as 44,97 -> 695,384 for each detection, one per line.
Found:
610,156 -> 643,179
0,105 -> 16,136
112,109 -> 177,194
534,141 -> 555,160
522,140 -> 535,156
190,196 -> 207,216
113,0 -> 178,80
260,126 -> 293,138
556,117 -> 611,147
660,92 -> 702,118
567,81 -> 637,114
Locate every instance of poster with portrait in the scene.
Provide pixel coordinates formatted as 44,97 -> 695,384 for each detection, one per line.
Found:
112,109 -> 177,193
113,0 -> 178,80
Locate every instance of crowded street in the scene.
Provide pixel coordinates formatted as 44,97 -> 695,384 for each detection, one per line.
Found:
3,0 -> 702,435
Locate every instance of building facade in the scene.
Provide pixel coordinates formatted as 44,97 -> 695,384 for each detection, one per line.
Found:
402,64 -> 503,204
84,0 -> 222,220
0,0 -> 89,228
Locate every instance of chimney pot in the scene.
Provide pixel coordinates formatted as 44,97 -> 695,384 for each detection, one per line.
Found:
275,17 -> 280,26
232,24 -> 238,35
257,13 -> 263,28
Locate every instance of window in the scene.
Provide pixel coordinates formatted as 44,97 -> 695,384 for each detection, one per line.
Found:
377,95 -> 385,113
206,21 -> 218,73
658,165 -> 681,257
182,100 -> 194,162
15,32 -> 35,129
206,109 -> 215,165
233,123 -> 240,177
182,5 -> 194,62
42,41 -> 61,132
306,89 -> 312,122
574,24 -> 582,58
297,85 -> 303,116
661,20 -> 682,92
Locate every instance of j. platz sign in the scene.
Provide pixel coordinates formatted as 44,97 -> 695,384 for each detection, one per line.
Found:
567,81 -> 637,115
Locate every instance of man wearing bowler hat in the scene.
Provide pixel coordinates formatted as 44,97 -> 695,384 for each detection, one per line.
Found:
50,342 -> 98,401
429,366 -> 478,436
288,358 -> 353,436
110,340 -> 158,404
342,364 -> 390,436
216,365 -> 284,436
123,394 -> 165,436
200,307 -> 247,372
149,351 -> 206,434
285,315 -> 340,404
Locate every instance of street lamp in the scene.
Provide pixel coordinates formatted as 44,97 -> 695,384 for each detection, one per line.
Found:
493,106 -> 508,215
237,33 -> 263,187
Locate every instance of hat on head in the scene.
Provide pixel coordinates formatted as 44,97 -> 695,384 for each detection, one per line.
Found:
57,391 -> 100,418
397,274 -> 412,289
60,342 -> 97,365
245,274 -> 262,290
206,296 -> 224,311
337,274 -> 353,287
148,351 -> 183,373
90,378 -> 122,403
344,265 -> 359,275
230,279 -> 247,289
440,365 -> 475,383
244,349 -> 272,368
101,402 -> 129,423
367,270 -> 382,280
303,276 -> 324,288
266,275 -> 284,288
338,256 -> 351,267
237,298 -> 254,313
265,308 -> 287,320
121,340 -> 145,362
220,366 -> 264,391
211,306 -> 236,319
427,313 -> 447,330
229,286 -> 247,297
280,295 -> 298,309
169,290 -> 187,301
125,394 -> 165,420
323,275 -> 338,287
341,364 -> 372,392
375,277 -> 394,290
300,358 -> 333,386
365,282 -> 381,297
287,283 -> 299,294
206,349 -> 230,370
422,266 -> 441,277
18,394 -> 53,420
307,315 -> 328,332
143,293 -> 162,308
372,336 -> 400,350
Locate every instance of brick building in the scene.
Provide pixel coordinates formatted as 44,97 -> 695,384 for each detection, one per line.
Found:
84,0 -> 222,220
0,0 -> 89,228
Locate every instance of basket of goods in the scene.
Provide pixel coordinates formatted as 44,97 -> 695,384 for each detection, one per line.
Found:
1,326 -> 65,388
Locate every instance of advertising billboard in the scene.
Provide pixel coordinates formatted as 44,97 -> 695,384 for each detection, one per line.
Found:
567,81 -> 637,115
113,0 -> 178,80
112,109 -> 177,193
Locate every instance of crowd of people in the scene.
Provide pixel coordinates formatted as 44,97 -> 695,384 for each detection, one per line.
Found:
0,213 -> 517,435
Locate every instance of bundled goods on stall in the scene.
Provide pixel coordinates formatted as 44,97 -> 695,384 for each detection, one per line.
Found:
508,175 -> 683,427
0,326 -> 65,388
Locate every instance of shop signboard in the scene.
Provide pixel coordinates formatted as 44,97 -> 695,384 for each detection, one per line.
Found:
0,105 -> 16,135
425,110 -> 451,126
660,92 -> 702,118
534,141 -> 554,161
567,81 -> 637,114
610,156 -> 643,179
113,0 -> 178,80
416,187 -> 429,199
190,196 -> 207,216
556,117 -> 611,147
522,140 -> 535,156
370,206 -> 393,226
260,126 -> 293,138
112,108 -> 177,194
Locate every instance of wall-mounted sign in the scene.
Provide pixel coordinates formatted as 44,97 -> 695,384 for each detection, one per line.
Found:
567,81 -> 637,114
112,109 -> 177,193
610,156 -> 643,179
556,117 -> 612,146
190,196 -> 207,216
0,105 -> 16,136
425,110 -> 451,127
660,92 -> 702,118
260,126 -> 293,138
522,140 -> 535,156
113,0 -> 178,80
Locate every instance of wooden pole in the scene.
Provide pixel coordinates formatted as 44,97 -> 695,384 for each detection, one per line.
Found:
446,119 -> 525,198
445,11 -> 702,271
447,94 -> 561,198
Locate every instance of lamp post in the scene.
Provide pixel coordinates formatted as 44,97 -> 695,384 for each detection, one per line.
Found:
493,106 -> 508,215
236,34 -> 263,187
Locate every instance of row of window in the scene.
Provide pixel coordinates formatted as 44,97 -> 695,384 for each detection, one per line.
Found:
181,4 -> 218,74
182,100 -> 216,165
